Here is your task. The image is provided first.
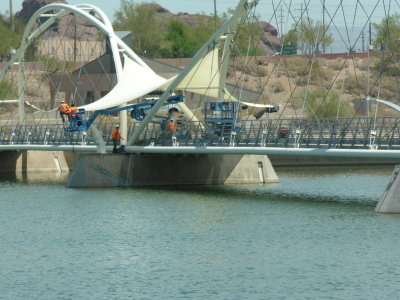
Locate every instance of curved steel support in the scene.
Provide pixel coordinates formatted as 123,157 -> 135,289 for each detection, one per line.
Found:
366,97 -> 400,113
0,3 -> 146,146
0,3 -> 151,83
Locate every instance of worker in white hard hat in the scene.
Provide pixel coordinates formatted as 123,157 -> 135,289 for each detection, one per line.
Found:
57,100 -> 70,123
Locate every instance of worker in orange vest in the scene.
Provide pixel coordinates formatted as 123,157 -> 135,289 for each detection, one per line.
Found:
167,118 -> 177,137
57,100 -> 70,123
167,118 -> 177,131
112,125 -> 124,153
68,104 -> 78,118
68,103 -> 78,117
68,104 -> 82,126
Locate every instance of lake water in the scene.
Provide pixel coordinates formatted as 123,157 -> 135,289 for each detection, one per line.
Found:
1,166 -> 400,300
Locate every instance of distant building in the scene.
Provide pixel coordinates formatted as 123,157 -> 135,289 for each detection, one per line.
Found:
39,37 -> 105,62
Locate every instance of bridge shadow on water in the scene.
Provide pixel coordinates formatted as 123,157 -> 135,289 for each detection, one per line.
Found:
150,165 -> 394,208
155,184 -> 377,208
0,165 -> 393,208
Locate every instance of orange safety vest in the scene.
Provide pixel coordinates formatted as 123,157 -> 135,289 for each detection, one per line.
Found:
58,103 -> 70,113
167,122 -> 177,131
69,106 -> 78,117
112,129 -> 122,139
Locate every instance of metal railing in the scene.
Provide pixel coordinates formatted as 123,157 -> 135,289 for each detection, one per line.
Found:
0,116 -> 399,150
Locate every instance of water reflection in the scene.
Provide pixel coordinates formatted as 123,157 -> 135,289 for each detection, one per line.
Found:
0,165 -> 393,206
0,172 -> 68,185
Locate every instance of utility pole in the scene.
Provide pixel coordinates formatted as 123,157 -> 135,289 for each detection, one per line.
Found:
74,16 -> 77,62
214,0 -> 217,30
300,3 -> 303,23
361,31 -> 365,52
280,5 -> 283,38
277,5 -> 284,39
9,0 -> 14,32
299,3 -> 304,54
369,22 -> 372,50
322,0 -> 325,53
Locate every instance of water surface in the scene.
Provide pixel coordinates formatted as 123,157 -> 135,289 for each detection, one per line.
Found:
1,166 -> 399,299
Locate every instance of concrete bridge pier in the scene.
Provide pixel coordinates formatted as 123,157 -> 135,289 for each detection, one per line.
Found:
0,151 -> 70,175
375,165 -> 400,213
66,153 -> 279,187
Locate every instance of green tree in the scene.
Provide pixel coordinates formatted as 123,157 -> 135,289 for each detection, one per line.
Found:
373,13 -> 400,76
296,88 -> 348,118
0,15 -> 22,61
0,80 -> 18,100
113,0 -> 166,58
223,8 -> 263,57
192,14 -> 222,45
234,22 -> 264,56
373,13 -> 400,52
165,20 -> 198,58
293,19 -> 333,54
281,28 -> 298,46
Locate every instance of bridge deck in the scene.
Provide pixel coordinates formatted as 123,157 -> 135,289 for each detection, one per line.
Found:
0,117 -> 399,152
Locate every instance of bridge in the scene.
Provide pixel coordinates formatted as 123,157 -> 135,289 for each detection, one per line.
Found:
1,116 -> 400,159
1,0 -> 400,211
1,0 -> 400,158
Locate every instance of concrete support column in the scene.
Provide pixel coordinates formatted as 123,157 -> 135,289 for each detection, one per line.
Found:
67,154 -> 279,188
375,165 -> 400,213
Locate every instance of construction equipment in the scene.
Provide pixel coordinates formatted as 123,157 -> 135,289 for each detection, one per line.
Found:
204,101 -> 241,137
65,94 -> 184,132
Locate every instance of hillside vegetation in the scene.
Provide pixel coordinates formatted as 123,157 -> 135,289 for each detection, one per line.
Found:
227,55 -> 400,118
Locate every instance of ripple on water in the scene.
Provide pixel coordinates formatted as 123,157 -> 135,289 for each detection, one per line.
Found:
0,166 -> 399,299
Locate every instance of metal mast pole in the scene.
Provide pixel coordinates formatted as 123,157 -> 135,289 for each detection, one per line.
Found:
127,0 -> 259,146
214,0 -> 217,30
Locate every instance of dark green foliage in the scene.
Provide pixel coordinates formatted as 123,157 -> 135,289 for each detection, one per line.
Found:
372,14 -> 400,76
285,19 -> 333,54
113,0 -> 167,57
165,20 -> 199,58
0,15 -> 22,61
281,28 -> 298,47
0,80 -> 18,100
113,0 -> 264,58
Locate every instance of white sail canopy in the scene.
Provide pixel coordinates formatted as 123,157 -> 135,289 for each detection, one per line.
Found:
175,48 -> 276,109
80,49 -> 276,112
80,56 -> 170,112
175,48 -> 227,99
240,101 -> 276,109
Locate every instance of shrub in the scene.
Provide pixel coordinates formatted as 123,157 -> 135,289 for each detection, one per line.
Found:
269,80 -> 285,93
0,80 -> 18,100
295,88 -> 349,118
340,75 -> 367,95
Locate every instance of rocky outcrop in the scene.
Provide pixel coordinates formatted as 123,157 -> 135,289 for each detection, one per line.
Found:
259,21 -> 281,52
16,0 -> 100,40
144,4 -> 281,54
15,1 -> 281,54
16,0 -> 67,23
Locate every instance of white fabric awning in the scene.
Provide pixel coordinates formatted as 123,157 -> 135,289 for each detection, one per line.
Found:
175,48 -> 277,109
79,56 -> 170,112
240,101 -> 276,108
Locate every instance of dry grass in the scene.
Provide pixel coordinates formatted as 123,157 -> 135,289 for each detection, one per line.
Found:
269,80 -> 285,93
327,59 -> 347,71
